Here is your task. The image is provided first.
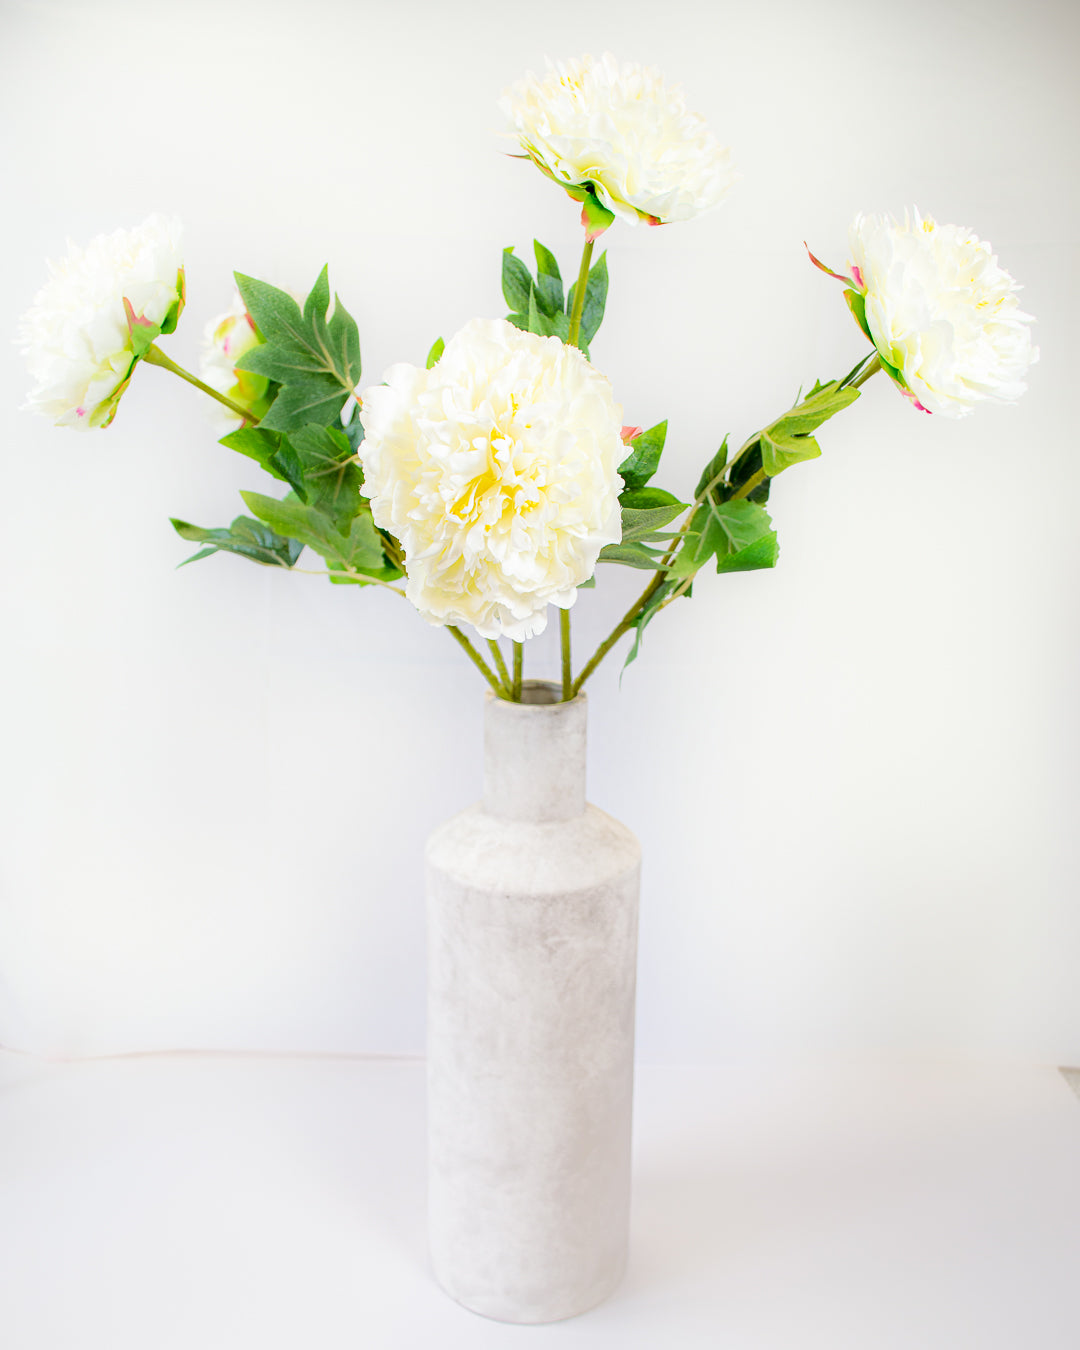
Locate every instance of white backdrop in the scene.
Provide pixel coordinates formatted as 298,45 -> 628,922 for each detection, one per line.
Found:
1,0 -> 1076,1064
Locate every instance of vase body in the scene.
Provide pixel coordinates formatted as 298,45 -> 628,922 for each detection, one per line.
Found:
425,681 -> 641,1324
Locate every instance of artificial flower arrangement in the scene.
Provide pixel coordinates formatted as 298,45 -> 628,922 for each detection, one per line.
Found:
18,53 -> 1037,703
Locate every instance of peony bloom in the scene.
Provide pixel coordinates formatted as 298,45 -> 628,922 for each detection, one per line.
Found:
358,318 -> 624,640
501,53 -> 735,237
199,287 -> 270,427
18,214 -> 185,430
815,209 -> 1037,417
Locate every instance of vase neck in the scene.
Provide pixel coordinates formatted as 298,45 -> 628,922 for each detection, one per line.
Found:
483,683 -> 587,822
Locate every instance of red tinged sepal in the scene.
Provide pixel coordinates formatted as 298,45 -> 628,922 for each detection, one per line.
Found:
805,243 -> 856,286
122,297 -> 163,360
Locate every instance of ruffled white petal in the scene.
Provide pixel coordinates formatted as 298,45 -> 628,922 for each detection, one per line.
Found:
359,319 -> 624,640
849,209 -> 1037,418
19,214 -> 184,430
501,53 -> 736,226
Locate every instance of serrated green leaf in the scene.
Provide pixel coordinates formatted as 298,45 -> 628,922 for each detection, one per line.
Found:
170,515 -> 303,569
426,337 -> 445,369
532,241 -> 564,316
618,420 -> 668,491
620,502 -> 688,543
233,268 -> 361,431
286,424 -> 363,533
566,251 -> 609,348
501,248 -> 533,314
266,436 -> 309,500
674,497 -> 778,577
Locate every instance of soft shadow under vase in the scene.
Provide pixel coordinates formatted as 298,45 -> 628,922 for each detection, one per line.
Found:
425,680 -> 641,1324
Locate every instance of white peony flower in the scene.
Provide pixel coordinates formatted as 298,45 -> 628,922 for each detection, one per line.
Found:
501,53 -> 735,236
18,214 -> 185,430
199,287 -> 270,428
845,209 -> 1037,417
358,318 -> 624,640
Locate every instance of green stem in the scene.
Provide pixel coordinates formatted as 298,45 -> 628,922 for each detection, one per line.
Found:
448,626 -> 504,696
572,574 -> 664,696
566,238 -> 595,350
512,641 -> 523,701
847,353 -> 883,390
560,608 -> 573,701
143,344 -> 258,424
729,468 -> 766,502
574,355 -> 886,694
487,639 -> 512,696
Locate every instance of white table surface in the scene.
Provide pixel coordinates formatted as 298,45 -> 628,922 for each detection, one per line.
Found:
2,1051 -> 1078,1349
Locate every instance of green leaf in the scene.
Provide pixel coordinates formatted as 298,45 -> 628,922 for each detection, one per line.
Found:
526,287 -> 555,337
622,579 -> 676,675
752,381 -> 859,478
759,427 -> 822,476
220,426 -> 283,472
674,497 -> 779,578
598,541 -> 667,569
715,530 -> 779,573
170,515 -> 303,569
286,424 -> 362,532
501,248 -> 533,314
265,436 -> 309,500
619,502 -> 688,543
771,381 -> 860,437
618,485 -> 683,511
618,420 -> 668,491
532,240 -> 564,316
240,491 -> 398,584
234,267 -> 361,431
342,409 -> 365,456
694,435 -> 729,499
426,337 -> 445,369
566,251 -> 609,348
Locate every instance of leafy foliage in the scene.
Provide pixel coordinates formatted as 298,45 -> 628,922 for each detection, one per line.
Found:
674,498 -> 779,576
186,406 -> 400,588
234,266 -> 361,431
502,242 -> 609,357
240,491 -> 400,585
756,380 -> 860,477
618,421 -> 667,492
170,516 -> 303,569
623,578 -> 678,673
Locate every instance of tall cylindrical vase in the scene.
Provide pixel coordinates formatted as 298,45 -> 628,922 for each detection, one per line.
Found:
425,680 -> 641,1324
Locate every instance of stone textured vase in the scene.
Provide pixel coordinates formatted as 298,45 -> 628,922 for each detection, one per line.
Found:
425,680 -> 641,1324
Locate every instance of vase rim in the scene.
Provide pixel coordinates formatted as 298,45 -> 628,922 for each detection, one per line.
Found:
485,679 -> 586,709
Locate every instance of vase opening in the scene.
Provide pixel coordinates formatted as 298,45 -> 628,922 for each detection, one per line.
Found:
518,679 -> 560,705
